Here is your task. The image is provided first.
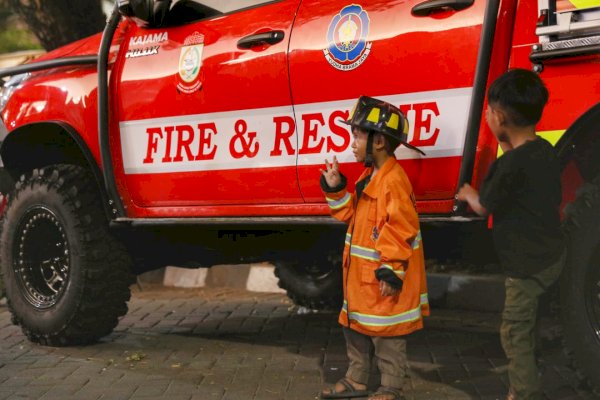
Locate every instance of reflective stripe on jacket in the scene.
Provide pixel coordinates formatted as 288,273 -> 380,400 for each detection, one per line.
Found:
324,157 -> 429,336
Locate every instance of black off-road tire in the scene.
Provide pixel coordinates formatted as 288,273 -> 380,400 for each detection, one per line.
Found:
0,164 -> 134,346
274,253 -> 343,311
561,175 -> 600,394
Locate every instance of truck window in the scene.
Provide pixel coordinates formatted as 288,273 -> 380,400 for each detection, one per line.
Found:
164,1 -> 220,24
165,0 -> 280,25
194,0 -> 280,14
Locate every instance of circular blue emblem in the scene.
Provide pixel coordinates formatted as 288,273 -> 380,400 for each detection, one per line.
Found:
324,4 -> 371,71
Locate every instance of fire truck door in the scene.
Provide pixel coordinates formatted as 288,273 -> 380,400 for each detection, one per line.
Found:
289,0 -> 487,208
116,1 -> 302,208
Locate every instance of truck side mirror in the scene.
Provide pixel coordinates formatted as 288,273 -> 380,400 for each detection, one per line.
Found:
117,0 -> 134,17
117,0 -> 172,28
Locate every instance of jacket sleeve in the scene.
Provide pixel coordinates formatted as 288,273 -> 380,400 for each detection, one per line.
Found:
374,185 -> 420,289
321,174 -> 354,224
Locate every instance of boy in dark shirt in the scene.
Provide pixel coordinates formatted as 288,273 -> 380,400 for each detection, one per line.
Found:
457,69 -> 565,400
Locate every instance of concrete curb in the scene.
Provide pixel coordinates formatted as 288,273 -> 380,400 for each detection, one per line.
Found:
141,266 -> 506,313
160,263 -> 285,294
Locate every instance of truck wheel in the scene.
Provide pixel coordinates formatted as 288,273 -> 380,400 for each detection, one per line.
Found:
274,254 -> 342,311
561,175 -> 600,394
0,164 -> 133,346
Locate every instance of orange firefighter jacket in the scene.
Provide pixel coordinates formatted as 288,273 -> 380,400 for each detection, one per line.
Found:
323,157 -> 429,337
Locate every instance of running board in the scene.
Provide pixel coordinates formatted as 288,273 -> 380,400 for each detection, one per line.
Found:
112,214 -> 483,227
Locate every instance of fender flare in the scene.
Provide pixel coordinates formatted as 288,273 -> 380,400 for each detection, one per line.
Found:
555,102 -> 600,181
0,121 -> 113,220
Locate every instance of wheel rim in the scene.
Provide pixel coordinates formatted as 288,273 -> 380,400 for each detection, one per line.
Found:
13,206 -> 70,309
302,262 -> 336,282
586,246 -> 600,345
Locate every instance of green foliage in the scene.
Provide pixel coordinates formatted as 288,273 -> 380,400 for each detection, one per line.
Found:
0,28 -> 41,53
0,0 -> 41,53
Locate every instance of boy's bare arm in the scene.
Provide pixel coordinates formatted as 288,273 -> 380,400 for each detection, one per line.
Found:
456,183 -> 489,216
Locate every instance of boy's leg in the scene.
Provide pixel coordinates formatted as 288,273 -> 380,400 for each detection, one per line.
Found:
372,335 -> 407,391
500,254 -> 564,400
343,327 -> 373,385
501,289 -> 539,400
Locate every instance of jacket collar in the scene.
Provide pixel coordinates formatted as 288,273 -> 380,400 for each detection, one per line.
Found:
357,157 -> 397,198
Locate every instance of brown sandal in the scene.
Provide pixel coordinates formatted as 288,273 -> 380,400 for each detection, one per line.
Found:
368,386 -> 405,400
320,377 -> 370,399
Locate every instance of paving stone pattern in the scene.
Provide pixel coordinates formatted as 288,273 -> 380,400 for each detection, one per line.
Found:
0,285 -> 594,400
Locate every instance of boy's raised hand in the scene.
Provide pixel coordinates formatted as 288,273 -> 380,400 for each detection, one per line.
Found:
321,156 -> 342,188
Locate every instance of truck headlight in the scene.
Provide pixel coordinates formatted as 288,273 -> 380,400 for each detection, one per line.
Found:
0,73 -> 29,112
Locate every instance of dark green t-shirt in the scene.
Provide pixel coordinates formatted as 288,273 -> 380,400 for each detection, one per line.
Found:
479,137 -> 565,277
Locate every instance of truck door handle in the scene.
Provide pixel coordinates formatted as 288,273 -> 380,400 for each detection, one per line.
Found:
237,30 -> 285,49
411,0 -> 474,16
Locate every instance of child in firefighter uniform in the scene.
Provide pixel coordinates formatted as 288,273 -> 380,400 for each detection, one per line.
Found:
457,69 -> 565,400
320,96 -> 429,400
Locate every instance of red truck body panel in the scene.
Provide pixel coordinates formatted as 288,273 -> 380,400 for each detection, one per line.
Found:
1,0 -> 599,219
108,0 -> 489,218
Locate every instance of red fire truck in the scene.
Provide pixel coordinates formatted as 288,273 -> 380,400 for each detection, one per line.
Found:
0,0 -> 598,392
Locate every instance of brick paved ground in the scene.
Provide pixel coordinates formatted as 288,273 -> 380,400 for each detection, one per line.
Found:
0,284 -> 594,400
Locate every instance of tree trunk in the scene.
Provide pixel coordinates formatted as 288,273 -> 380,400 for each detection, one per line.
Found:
7,0 -> 106,51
